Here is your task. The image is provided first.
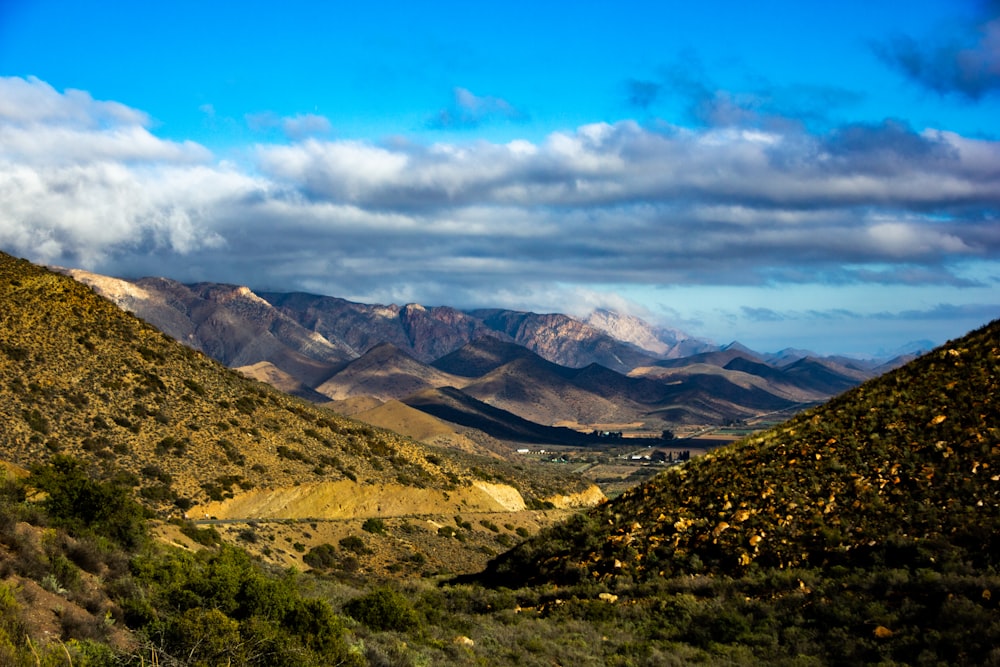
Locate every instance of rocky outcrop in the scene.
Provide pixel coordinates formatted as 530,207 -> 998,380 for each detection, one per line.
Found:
470,309 -> 662,373
585,308 -> 714,359
189,479 -> 605,522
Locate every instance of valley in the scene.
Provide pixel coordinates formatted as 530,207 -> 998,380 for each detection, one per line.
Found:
1,252 -> 995,665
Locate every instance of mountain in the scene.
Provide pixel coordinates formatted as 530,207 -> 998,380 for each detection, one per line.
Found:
474,318 -> 1000,588
350,399 -> 491,456
72,270 -> 715,375
469,308 -> 663,372
402,387 -> 595,447
261,292 -> 501,364
64,268 -> 894,447
583,308 -> 715,358
430,336 -> 538,377
0,253 -> 591,518
65,270 -> 351,388
312,342 -> 464,402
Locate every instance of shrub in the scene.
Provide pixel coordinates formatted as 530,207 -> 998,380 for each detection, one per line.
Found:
343,588 -> 419,632
303,544 -> 338,570
28,456 -> 149,549
362,518 -> 386,535
338,536 -> 368,555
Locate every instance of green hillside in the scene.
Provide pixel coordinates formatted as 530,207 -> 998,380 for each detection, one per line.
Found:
479,319 -> 999,585
456,319 -> 1000,664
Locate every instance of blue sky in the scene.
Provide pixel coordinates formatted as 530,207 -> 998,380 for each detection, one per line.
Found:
1,0 -> 998,356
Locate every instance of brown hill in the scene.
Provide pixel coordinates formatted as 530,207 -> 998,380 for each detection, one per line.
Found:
66,270 -> 349,388
403,387 -> 595,446
462,356 -> 636,428
352,399 -> 491,456
313,342 -> 466,401
261,292 -> 502,363
431,336 -> 538,377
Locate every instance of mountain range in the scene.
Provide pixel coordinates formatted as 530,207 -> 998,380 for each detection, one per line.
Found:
63,268 -> 920,449
2,251 -> 996,665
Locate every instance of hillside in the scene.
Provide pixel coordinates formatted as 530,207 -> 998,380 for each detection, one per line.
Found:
312,342 -> 465,401
476,318 -> 1000,587
402,387 -> 595,446
0,253 -> 591,516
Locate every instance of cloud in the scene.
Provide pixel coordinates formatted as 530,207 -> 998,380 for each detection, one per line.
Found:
428,87 -> 527,129
0,76 -> 255,266
741,307 -> 784,322
1,75 -> 999,320
872,8 -> 1000,99
638,54 -> 863,129
0,75 -> 149,128
246,111 -> 332,139
625,79 -> 661,109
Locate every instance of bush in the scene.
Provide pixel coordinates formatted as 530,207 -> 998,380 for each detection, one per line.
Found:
28,456 -> 149,549
362,518 -> 386,535
343,588 -> 419,631
303,543 -> 338,570
338,535 -> 369,555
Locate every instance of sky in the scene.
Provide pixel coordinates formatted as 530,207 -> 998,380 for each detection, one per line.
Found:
0,0 -> 998,356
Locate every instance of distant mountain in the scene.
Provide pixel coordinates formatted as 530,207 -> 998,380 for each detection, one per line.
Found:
469,308 -> 664,372
583,308 -> 715,358
312,342 -> 463,402
70,272 -> 714,377
877,339 -> 936,359
260,292 -> 500,364
652,345 -> 763,369
402,387 -> 594,447
475,317 -> 1000,588
66,271 -> 350,388
431,336 -> 538,377
63,268 -> 900,448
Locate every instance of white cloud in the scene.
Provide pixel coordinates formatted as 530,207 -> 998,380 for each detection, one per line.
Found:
282,113 -> 332,139
0,76 -> 149,128
1,75 -> 998,316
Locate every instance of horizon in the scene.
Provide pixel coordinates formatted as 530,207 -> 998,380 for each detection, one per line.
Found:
1,0 -> 998,355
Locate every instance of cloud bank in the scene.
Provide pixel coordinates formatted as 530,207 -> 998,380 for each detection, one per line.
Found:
872,5 -> 1000,99
0,76 -> 997,336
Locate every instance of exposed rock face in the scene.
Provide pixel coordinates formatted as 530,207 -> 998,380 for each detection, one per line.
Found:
261,292 -> 506,363
585,308 -> 714,359
190,480 -> 534,520
544,484 -> 607,509
470,309 -> 661,372
67,272 -> 351,387
190,479 -> 605,521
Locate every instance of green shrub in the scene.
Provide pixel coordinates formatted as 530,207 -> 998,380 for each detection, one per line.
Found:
338,535 -> 368,555
303,543 -> 338,570
343,588 -> 419,631
362,518 -> 387,535
27,455 -> 149,549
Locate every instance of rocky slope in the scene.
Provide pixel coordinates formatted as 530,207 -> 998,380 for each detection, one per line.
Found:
584,307 -> 714,358
474,318 -> 1000,587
